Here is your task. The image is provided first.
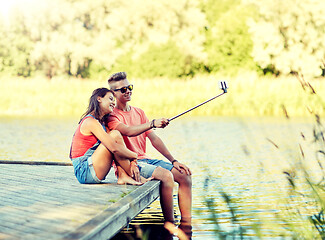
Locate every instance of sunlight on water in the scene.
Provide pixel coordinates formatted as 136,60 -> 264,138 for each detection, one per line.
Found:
0,116 -> 319,239
0,117 -> 77,161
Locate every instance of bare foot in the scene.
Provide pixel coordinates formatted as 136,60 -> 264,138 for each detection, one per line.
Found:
164,221 -> 189,240
179,221 -> 192,239
117,174 -> 143,185
140,176 -> 154,183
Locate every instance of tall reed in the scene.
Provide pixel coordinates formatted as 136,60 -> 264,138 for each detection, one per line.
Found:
200,73 -> 325,239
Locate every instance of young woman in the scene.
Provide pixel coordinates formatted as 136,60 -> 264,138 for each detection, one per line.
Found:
70,88 -> 146,185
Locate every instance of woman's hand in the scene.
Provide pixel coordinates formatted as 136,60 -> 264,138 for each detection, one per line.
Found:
130,161 -> 140,182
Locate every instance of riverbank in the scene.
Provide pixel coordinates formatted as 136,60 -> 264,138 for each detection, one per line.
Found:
2,73 -> 325,118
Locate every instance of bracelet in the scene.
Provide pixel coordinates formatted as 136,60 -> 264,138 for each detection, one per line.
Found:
171,159 -> 178,165
150,119 -> 156,129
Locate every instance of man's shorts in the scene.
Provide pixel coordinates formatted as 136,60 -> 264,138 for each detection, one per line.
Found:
137,159 -> 174,179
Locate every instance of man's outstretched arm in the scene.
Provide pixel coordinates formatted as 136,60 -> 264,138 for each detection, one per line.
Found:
115,118 -> 169,137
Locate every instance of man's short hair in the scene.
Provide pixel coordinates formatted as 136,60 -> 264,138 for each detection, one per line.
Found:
107,72 -> 127,83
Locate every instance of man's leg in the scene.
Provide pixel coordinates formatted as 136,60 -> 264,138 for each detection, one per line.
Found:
151,167 -> 175,223
141,159 -> 192,224
171,168 -> 192,223
170,168 -> 192,237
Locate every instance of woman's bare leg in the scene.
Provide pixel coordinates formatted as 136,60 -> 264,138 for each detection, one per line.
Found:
91,129 -> 140,184
107,130 -> 142,181
92,143 -> 142,185
115,165 -> 153,184
91,143 -> 114,180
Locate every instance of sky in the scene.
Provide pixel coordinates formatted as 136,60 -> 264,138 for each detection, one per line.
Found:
0,0 -> 19,18
0,0 -> 41,23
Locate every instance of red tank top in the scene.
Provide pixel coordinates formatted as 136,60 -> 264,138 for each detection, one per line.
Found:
70,115 -> 101,159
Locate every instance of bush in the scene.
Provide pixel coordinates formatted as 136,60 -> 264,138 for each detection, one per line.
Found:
202,0 -> 258,76
246,0 -> 325,77
111,41 -> 201,79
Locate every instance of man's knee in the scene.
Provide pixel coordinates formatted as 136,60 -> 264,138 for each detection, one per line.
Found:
183,174 -> 192,187
153,167 -> 174,185
175,171 -> 192,187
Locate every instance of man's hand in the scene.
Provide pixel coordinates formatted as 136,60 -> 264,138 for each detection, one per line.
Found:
154,118 -> 169,128
130,161 -> 140,182
173,161 -> 192,175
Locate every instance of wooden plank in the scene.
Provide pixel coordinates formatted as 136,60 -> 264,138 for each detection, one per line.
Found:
0,163 -> 160,240
0,160 -> 72,166
62,180 -> 160,240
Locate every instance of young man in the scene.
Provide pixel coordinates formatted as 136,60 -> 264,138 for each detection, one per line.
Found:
107,72 -> 192,230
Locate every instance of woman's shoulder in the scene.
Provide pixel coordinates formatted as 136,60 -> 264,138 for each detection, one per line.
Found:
81,115 -> 99,127
79,115 -> 100,136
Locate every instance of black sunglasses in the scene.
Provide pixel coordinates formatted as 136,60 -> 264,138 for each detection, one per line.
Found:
113,84 -> 133,93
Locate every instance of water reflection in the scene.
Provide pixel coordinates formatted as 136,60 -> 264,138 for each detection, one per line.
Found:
0,116 -> 319,239
112,199 -> 192,240
111,204 -> 174,240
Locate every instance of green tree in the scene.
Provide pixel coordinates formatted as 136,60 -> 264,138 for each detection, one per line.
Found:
201,0 -> 257,75
107,0 -> 207,79
0,0 -> 261,79
246,0 -> 325,77
0,12 -> 34,77
22,0 -> 207,79
29,0 -> 95,78
112,41 -> 200,78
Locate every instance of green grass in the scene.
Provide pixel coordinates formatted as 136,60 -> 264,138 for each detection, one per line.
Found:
2,73 -> 324,118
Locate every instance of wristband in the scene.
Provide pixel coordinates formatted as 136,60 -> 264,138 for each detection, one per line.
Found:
150,119 -> 156,129
171,159 -> 178,165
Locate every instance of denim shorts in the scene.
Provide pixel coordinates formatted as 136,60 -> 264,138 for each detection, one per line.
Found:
71,142 -> 102,184
137,159 -> 174,179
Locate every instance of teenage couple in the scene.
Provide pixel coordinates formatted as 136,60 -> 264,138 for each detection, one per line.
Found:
70,72 -> 192,231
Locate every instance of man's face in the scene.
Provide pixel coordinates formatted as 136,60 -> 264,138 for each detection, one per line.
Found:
111,79 -> 133,104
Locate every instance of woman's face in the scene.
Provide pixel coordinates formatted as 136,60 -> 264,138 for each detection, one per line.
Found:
98,92 -> 115,114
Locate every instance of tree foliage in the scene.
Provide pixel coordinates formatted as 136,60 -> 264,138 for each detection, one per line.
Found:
105,0 -> 207,78
112,41 -> 199,78
0,0 -> 208,79
202,0 -> 257,75
0,0 -> 324,79
245,0 -> 325,77
0,11 -> 34,77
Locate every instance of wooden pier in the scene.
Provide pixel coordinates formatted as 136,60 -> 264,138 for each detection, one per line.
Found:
0,161 -> 160,240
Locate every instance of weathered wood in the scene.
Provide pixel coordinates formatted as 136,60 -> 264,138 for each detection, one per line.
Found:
0,163 -> 160,240
0,160 -> 72,166
63,181 -> 160,240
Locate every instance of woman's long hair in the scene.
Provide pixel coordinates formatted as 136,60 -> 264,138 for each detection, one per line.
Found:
79,88 -> 114,124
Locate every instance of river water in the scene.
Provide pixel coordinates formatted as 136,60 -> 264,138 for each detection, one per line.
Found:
0,116 -> 322,239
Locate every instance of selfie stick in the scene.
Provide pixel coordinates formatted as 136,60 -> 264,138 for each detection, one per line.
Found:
168,81 -> 228,122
